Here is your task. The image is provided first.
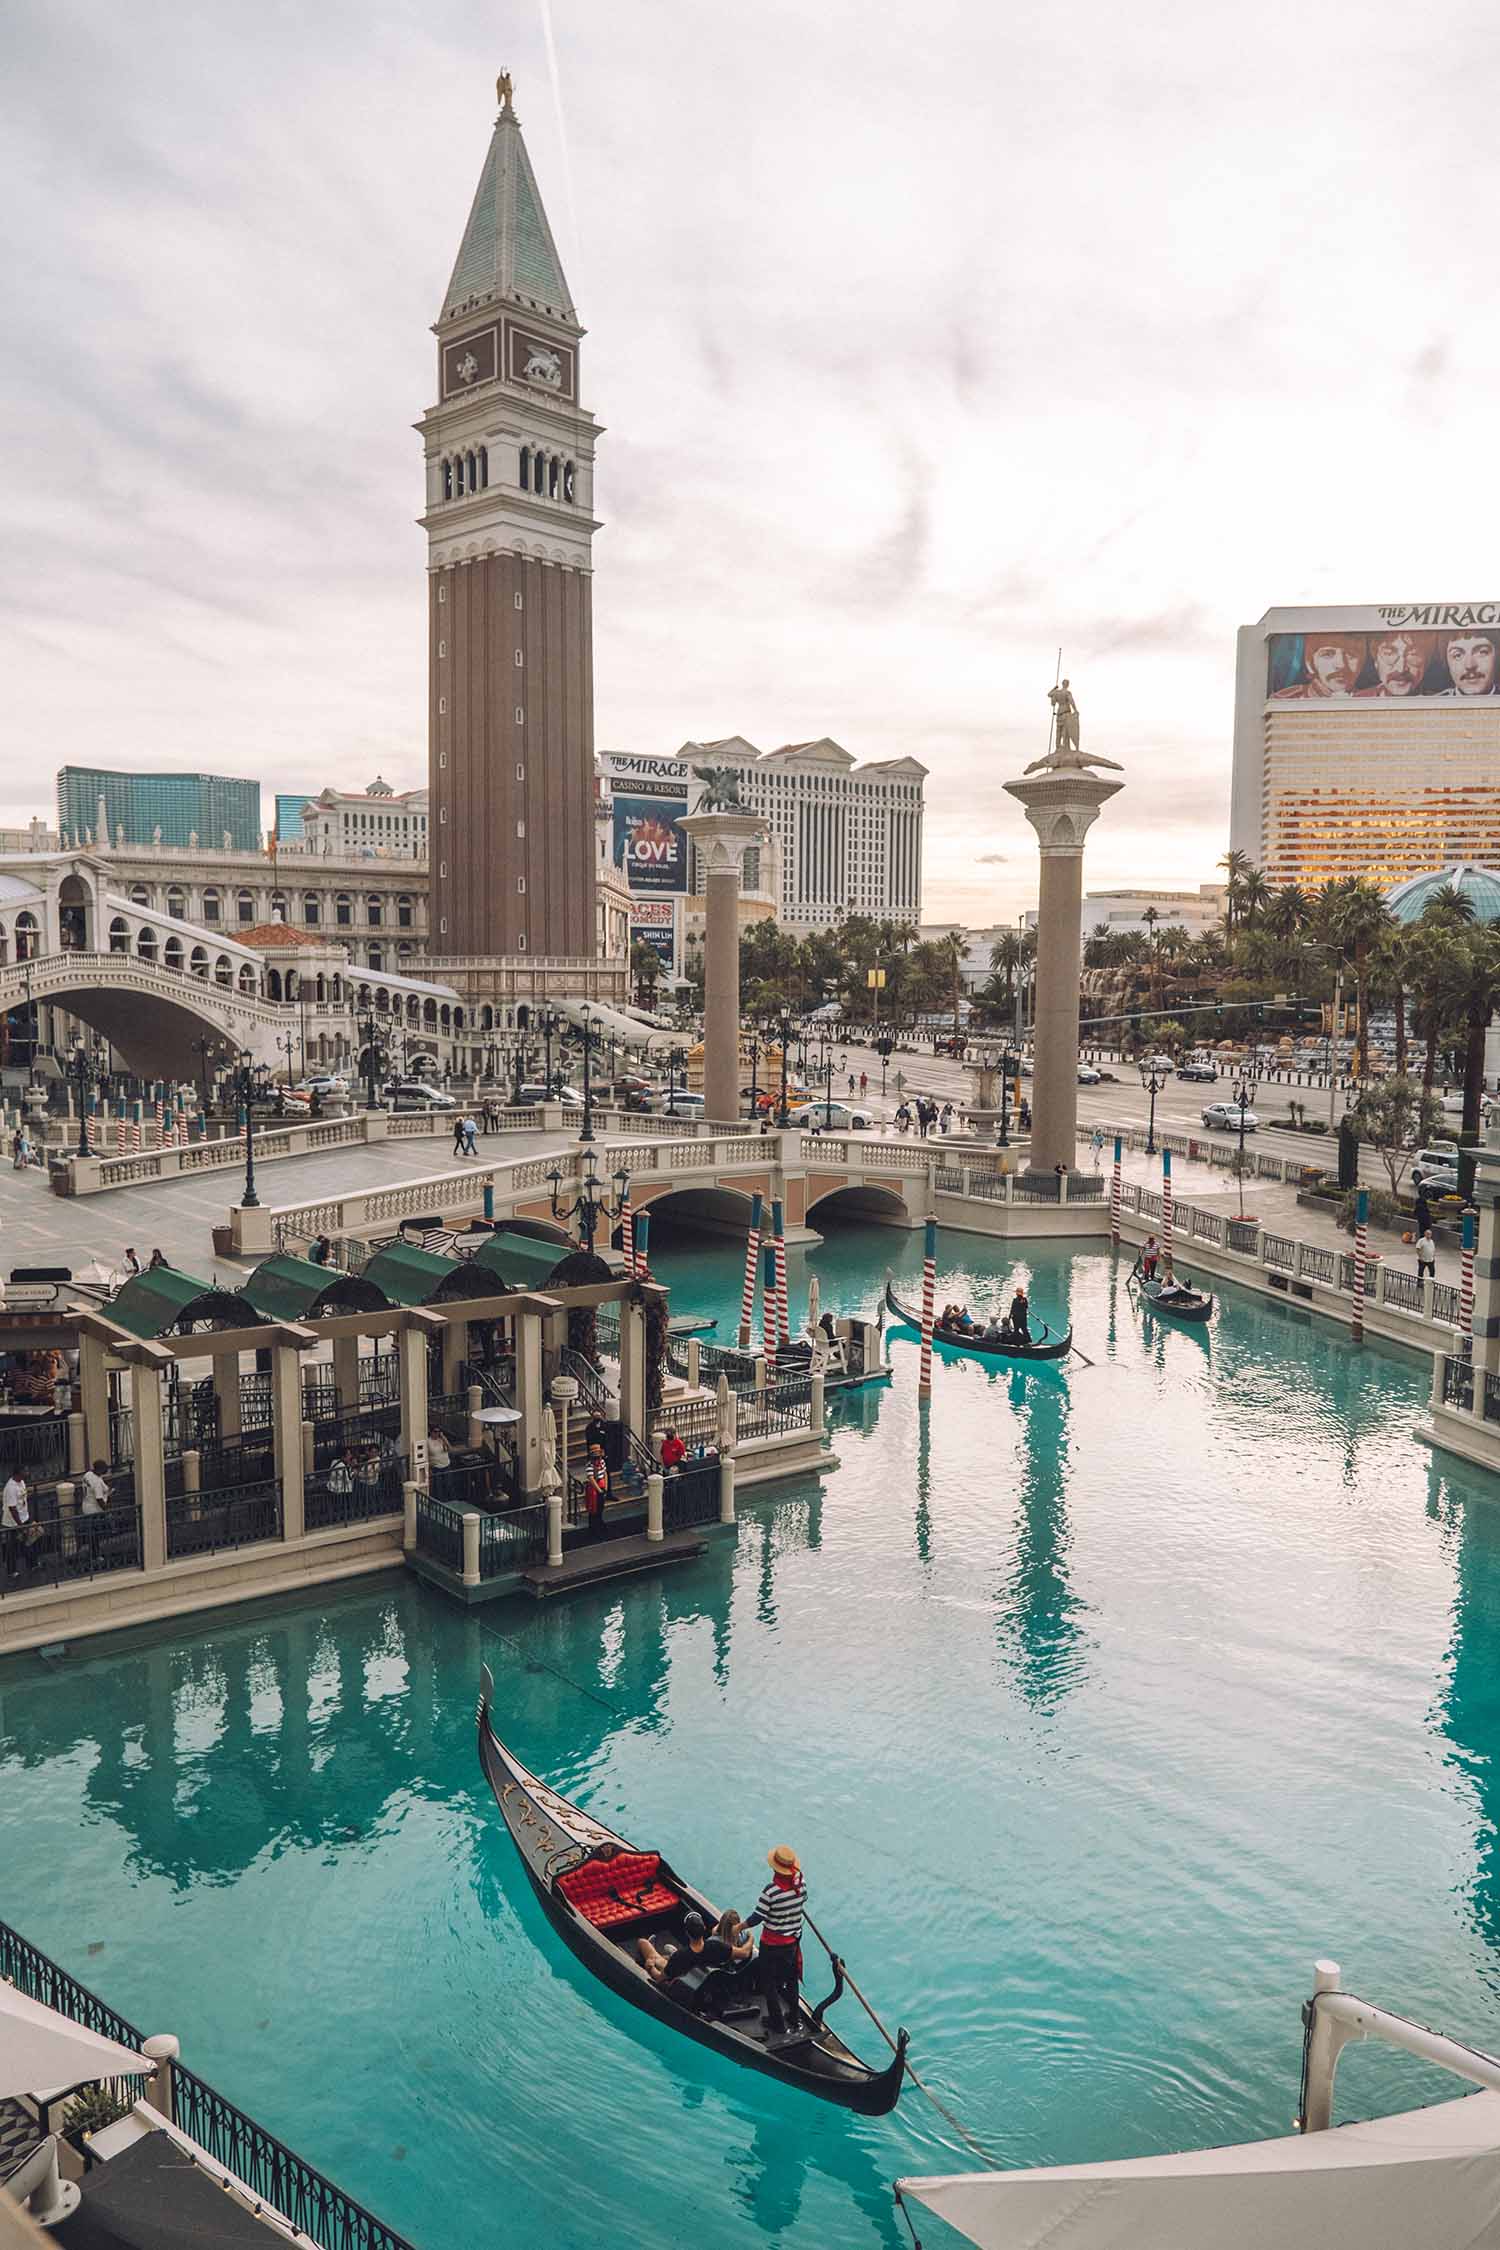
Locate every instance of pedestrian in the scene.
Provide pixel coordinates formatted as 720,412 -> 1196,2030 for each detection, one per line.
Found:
1416,1228 -> 1437,1282
940,1102 -> 954,1135
1413,1188 -> 1433,1238
10,1128 -> 25,1171
79,1458 -> 109,1565
742,1844 -> 807,2038
2,1470 -> 30,1579
1141,1233 -> 1160,1280
584,1446 -> 611,1539
1091,1126 -> 1105,1171
660,1426 -> 688,1474
847,1074 -> 856,1096
124,1247 -> 141,1276
148,1247 -> 167,1270
452,1114 -> 466,1157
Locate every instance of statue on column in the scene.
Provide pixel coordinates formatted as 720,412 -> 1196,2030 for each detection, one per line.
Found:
692,764 -> 745,811
1026,676 -> 1124,774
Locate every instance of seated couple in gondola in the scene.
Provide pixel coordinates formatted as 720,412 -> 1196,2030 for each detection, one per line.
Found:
638,1909 -> 755,2013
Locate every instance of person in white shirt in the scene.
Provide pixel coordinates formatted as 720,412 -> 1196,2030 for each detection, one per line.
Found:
1416,1229 -> 1438,1281
2,1472 -> 31,1578
79,1461 -> 110,1516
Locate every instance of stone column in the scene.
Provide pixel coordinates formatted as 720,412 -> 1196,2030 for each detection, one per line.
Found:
397,1317 -> 432,1473
130,1356 -> 168,1572
682,810 -> 768,1128
1003,766 -> 1123,1176
79,1331 -> 111,1464
516,1308 -> 546,1496
212,1348 -> 242,1440
1471,1137 -> 1500,1379
270,1340 -> 305,1541
618,1296 -> 648,1449
332,1331 -> 360,1411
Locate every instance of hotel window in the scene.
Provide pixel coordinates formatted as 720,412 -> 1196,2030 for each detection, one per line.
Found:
516,763 -> 525,780
515,649 -> 523,667
367,896 -> 382,927
514,591 -> 523,610
439,751 -> 447,768
440,807 -> 448,823
515,706 -> 524,724
440,917 -> 448,934
517,877 -> 526,894
438,640 -> 446,658
397,896 -> 413,928
439,697 -> 447,714
201,889 -> 220,923
237,889 -> 253,923
438,584 -> 446,603
304,897 -> 320,926
440,862 -> 447,879
336,894 -> 352,927
517,933 -> 527,950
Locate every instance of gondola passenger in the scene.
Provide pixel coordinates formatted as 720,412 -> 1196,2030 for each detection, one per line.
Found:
637,1911 -> 729,2001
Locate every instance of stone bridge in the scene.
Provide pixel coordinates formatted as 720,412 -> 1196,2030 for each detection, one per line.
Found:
0,950 -> 292,1078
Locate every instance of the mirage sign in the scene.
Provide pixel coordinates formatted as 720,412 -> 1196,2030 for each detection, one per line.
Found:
603,754 -> 691,895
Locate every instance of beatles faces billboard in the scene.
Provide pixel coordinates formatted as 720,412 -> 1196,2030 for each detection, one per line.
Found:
606,757 -> 690,894
1268,624 -> 1500,703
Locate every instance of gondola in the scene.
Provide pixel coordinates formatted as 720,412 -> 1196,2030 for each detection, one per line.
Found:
1127,1264 -> 1214,1324
666,1313 -> 718,1340
884,1281 -> 1073,1362
476,1668 -> 908,2114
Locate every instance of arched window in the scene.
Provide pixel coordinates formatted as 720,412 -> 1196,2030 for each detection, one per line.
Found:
237,889 -> 254,923
455,454 -> 466,497
397,894 -> 413,928
202,888 -> 220,923
442,459 -> 453,500
266,968 -> 282,1001
237,963 -> 256,993
303,894 -> 320,926
548,455 -> 559,499
166,887 -> 186,920
336,893 -> 352,928
376,987 -> 389,1013
366,895 -> 382,927
532,451 -> 546,495
137,926 -> 157,962
108,917 -> 129,953
189,946 -> 208,979
130,885 -> 150,907
214,955 -> 232,987
466,450 -> 476,491
163,935 -> 184,972
368,947 -> 384,972
478,446 -> 488,488
563,460 -> 576,502
519,444 -> 531,489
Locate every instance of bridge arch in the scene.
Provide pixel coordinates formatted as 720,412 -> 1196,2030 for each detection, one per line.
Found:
805,1182 -> 911,1228
0,954 -> 275,1080
636,1184 -> 757,1236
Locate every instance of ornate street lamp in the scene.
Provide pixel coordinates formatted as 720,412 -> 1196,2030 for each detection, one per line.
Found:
746,1032 -> 762,1120
547,1152 -> 631,1253
1232,1065 -> 1260,1221
998,1045 -> 1021,1148
579,1004 -> 597,1143
230,1048 -> 271,1208
359,1011 -> 383,1112
1139,1055 -> 1169,1156
775,1009 -> 794,1128
70,1041 -> 102,1158
542,1006 -> 559,1098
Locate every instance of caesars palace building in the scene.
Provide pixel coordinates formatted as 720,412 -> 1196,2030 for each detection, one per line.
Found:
1231,603 -> 1500,890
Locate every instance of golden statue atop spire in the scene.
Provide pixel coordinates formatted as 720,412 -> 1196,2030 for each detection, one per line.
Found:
496,70 -> 514,112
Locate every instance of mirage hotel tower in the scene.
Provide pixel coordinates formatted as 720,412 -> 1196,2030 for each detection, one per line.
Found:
418,76 -> 614,1016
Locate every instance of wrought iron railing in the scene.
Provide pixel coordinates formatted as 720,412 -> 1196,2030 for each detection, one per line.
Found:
1443,1355 -> 1475,1410
311,1404 -> 401,1471
1381,1268 -> 1424,1314
0,1500 -> 142,1598
1432,1282 -> 1460,1326
476,1503 -> 549,1573
304,1456 -> 405,1530
1261,1233 -> 1296,1270
428,1391 -> 473,1442
0,1415 -> 70,1484
1301,1245 -> 1336,1285
736,1388 -> 813,1441
662,1460 -> 721,1534
1226,1220 -> 1259,1254
414,1489 -> 464,1571
167,1480 -> 282,1560
654,1397 -> 720,1448
197,1433 -> 277,1493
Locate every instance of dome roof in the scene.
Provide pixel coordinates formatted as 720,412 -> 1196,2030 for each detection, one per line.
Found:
1384,864 -> 1500,926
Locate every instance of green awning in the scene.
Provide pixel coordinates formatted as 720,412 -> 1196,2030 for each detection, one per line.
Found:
361,1240 -> 463,1307
241,1253 -> 385,1322
107,1266 -> 258,1339
465,1228 -> 573,1289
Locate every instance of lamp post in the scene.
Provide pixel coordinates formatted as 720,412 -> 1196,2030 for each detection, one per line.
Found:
192,1034 -> 217,1117
1232,1066 -> 1259,1220
230,1048 -> 270,1208
547,1152 -> 631,1253
1301,941 -> 1346,1131
998,1046 -> 1020,1147
775,1010 -> 793,1128
867,964 -> 886,1038
579,1004 -> 597,1143
542,1007 -> 558,1098
359,1012 -> 382,1112
511,1039 -> 526,1106
746,1033 -> 762,1121
70,1040 -> 99,1158
1139,1055 -> 1168,1156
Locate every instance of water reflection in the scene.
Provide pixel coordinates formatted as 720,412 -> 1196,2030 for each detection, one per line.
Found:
992,1258 -> 1091,1714
1434,1461 -> 1500,1967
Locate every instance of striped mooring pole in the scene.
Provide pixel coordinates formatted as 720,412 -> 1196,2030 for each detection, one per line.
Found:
919,1216 -> 937,1395
1161,1147 -> 1174,1270
1352,1186 -> 1369,1345
738,1191 -> 763,1351
129,1100 -> 143,1151
1461,1207 -> 1478,1342
761,1242 -> 778,1382
772,1197 -> 790,1348
634,1211 -> 651,1279
619,1188 -> 635,1277
1110,1134 -> 1123,1248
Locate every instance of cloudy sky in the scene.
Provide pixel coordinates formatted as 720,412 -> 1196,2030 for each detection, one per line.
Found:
4,0 -> 1497,920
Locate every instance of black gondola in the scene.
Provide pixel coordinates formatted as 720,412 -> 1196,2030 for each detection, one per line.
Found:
883,1281 -> 1073,1362
1127,1265 -> 1214,1324
666,1314 -> 718,1339
476,1669 -> 908,2114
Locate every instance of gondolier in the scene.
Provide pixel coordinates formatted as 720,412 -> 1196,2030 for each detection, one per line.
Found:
745,1845 -> 807,2037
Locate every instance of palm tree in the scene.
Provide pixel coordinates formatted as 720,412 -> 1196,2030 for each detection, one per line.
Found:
1219,848 -> 1252,937
1240,868 -> 1270,926
1317,878 -> 1392,1080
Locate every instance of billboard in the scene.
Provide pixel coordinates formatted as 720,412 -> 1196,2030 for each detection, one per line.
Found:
604,754 -> 690,894
1268,619 -> 1500,703
630,898 -> 675,973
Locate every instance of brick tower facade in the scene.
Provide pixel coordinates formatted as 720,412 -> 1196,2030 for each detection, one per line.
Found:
418,77 -> 602,985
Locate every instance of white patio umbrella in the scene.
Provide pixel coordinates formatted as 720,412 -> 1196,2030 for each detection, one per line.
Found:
0,1982 -> 154,2100
806,1273 -> 820,1337
538,1404 -> 560,1495
473,1406 -> 522,1426
716,1371 -> 737,1453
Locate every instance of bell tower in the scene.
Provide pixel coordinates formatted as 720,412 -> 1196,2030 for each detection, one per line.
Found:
419,75 -> 601,974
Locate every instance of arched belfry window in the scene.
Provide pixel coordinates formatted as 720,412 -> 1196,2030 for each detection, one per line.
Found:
478,446 -> 488,488
532,451 -> 546,496
466,450 -> 476,491
519,445 -> 531,489
455,455 -> 466,497
442,459 -> 453,500
547,455 -> 559,499
563,460 -> 576,502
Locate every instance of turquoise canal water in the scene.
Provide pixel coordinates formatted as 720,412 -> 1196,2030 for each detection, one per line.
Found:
4,1223 -> 1500,2247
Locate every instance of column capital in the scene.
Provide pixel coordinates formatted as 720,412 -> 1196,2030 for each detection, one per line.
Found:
1003,770 -> 1123,855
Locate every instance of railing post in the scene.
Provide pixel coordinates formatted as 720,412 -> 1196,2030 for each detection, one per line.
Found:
403,1480 -> 418,1553
141,2033 -> 180,2123
461,1509 -> 481,1586
810,1368 -> 826,1433
718,1454 -> 736,1525
1431,1356 -> 1447,1413
130,1356 -> 168,1573
67,1411 -> 86,1474
1005,1172 -> 1014,1205
646,1471 -> 664,1543
686,1337 -> 701,1388
467,1381 -> 483,1448
181,1446 -> 200,1494
270,1340 -> 305,1542
547,1491 -> 564,1565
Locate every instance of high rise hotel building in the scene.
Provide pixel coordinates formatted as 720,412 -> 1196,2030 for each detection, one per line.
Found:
1231,603 -> 1500,888
418,78 -> 621,1010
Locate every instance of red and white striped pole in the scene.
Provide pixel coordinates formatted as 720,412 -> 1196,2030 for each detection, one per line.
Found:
633,1211 -> 651,1281
919,1217 -> 937,1395
772,1196 -> 790,1348
1110,1133 -> 1123,1248
761,1242 -> 778,1382
1461,1206 -> 1477,1342
1352,1185 -> 1369,1345
1161,1147 -> 1174,1272
619,1189 -> 635,1277
738,1191 -> 763,1350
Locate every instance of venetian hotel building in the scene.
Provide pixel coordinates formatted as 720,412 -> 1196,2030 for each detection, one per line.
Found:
1230,604 -> 1500,888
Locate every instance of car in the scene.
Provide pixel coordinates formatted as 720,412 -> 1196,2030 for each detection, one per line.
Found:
1075,1064 -> 1102,1086
295,1074 -> 348,1097
1177,1060 -> 1218,1082
787,1100 -> 874,1130
656,1091 -> 706,1117
1202,1100 -> 1258,1132
391,1081 -> 457,1108
1415,1142 -> 1459,1169
513,1083 -> 584,1109
1413,1165 -> 1460,1198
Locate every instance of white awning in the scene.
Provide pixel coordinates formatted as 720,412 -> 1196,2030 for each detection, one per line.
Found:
0,1981 -> 154,2098
898,2092 -> 1500,2250
554,999 -> 675,1052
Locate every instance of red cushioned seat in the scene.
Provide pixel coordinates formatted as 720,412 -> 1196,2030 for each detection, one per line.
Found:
557,1852 -> 678,1928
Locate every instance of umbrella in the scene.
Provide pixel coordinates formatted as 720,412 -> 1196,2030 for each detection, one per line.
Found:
716,1371 -> 737,1454
538,1404 -> 560,1495
473,1405 -> 522,1426
807,1273 -> 820,1337
0,1982 -> 153,2100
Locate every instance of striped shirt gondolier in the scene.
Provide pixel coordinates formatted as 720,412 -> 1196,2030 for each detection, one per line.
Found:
752,1874 -> 806,1948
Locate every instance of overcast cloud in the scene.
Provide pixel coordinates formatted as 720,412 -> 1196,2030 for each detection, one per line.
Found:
3,0 -> 1498,920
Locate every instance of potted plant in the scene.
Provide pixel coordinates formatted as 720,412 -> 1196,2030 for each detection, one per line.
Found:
62,2084 -> 132,2155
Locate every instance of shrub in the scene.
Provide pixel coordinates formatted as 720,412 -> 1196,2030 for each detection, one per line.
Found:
1337,1187 -> 1404,1235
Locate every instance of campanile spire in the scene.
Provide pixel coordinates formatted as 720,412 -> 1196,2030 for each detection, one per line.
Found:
418,79 -> 602,984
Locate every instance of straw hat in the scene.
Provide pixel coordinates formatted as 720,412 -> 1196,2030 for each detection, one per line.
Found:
768,1845 -> 800,1875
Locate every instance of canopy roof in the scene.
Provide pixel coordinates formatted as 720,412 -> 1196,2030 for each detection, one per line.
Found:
0,1980 -> 150,2100
466,1227 -> 572,1289
1385,864 -> 1500,926
899,2091 -> 1500,2250
360,1240 -> 460,1307
240,1255 -> 385,1323
107,1267 -> 256,1340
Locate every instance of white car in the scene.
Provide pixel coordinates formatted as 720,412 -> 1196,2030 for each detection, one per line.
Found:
656,1091 -> 706,1117
1202,1100 -> 1258,1132
392,1081 -> 457,1109
787,1100 -> 874,1130
295,1074 -> 347,1096
1076,1065 -> 1102,1086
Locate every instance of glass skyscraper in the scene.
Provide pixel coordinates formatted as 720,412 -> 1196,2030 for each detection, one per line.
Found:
57,768 -> 261,852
